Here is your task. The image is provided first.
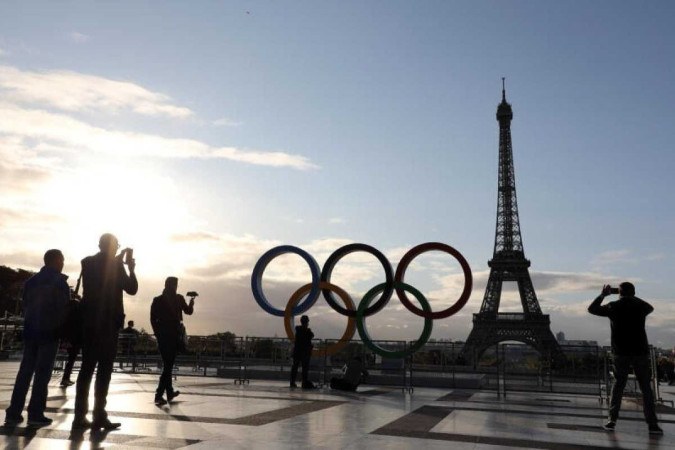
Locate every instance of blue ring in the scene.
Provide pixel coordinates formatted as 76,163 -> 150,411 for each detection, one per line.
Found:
251,245 -> 321,316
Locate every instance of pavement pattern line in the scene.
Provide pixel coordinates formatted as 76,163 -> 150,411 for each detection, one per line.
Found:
0,426 -> 200,449
372,405 -> 665,450
433,393 -> 675,417
24,399 -> 347,426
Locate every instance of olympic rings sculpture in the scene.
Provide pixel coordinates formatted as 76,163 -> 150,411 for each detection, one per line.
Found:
251,242 -> 472,358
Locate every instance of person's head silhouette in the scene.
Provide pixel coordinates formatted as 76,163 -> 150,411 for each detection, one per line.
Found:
99,233 -> 119,256
619,282 -> 635,298
300,315 -> 309,327
128,320 -> 135,328
44,249 -> 64,273
165,276 -> 178,294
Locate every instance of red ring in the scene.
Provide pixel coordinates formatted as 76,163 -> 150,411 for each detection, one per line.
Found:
394,242 -> 472,319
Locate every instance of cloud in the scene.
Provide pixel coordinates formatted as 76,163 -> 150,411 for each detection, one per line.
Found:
590,249 -> 669,272
171,232 -> 222,242
530,271 -> 623,293
0,207 -> 63,227
0,64 -> 318,170
328,217 -> 346,224
0,103 -> 319,170
591,249 -> 632,267
0,135 -> 56,192
431,269 -> 623,301
0,47 -> 7,57
0,251 -> 43,272
0,65 -> 193,118
212,118 -> 243,127
182,233 -> 281,280
68,32 -> 89,44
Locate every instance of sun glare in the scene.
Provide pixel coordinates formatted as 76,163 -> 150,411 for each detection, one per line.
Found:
37,163 -> 199,277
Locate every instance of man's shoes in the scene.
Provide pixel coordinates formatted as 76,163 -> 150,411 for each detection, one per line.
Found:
167,391 -> 180,402
91,419 -> 121,430
71,417 -> 93,429
4,414 -> 24,426
302,381 -> 316,389
154,395 -> 168,405
60,380 -> 74,387
603,421 -> 616,431
290,382 -> 298,388
649,424 -> 664,435
27,416 -> 53,427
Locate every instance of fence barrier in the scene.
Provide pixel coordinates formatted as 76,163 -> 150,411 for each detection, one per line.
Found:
1,330 -> 671,403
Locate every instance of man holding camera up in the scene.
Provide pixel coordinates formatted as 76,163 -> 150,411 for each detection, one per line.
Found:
73,233 -> 137,430
588,282 -> 662,435
150,277 -> 195,405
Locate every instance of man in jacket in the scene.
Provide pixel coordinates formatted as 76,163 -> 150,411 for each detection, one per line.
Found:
5,249 -> 70,427
150,277 -> 194,405
290,315 -> 314,389
588,282 -> 663,435
73,234 -> 137,430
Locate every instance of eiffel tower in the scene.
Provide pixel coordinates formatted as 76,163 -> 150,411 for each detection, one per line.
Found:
461,80 -> 562,364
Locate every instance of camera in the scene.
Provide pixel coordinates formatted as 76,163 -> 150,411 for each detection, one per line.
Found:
124,248 -> 134,265
186,291 -> 199,299
607,286 -> 619,295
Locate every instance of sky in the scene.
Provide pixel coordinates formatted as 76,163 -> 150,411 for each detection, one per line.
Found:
1,1 -> 674,348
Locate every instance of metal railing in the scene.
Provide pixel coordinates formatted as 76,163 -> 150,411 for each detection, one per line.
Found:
1,330 -> 668,403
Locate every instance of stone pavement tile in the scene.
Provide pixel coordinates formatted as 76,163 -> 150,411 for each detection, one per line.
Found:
2,361 -> 675,449
342,433 -> 478,450
583,435 -> 675,450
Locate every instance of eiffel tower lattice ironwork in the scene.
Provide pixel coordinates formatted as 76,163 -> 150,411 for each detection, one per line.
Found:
461,80 -> 563,363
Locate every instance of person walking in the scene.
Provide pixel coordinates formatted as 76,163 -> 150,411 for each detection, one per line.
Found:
588,282 -> 663,435
4,249 -> 70,427
290,315 -> 314,389
72,234 -> 137,430
150,277 -> 194,405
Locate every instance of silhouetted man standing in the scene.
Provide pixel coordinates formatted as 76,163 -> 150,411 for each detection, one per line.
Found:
290,315 -> 314,389
150,277 -> 194,405
588,282 -> 662,435
119,320 -> 139,370
73,234 -> 137,430
4,250 -> 70,427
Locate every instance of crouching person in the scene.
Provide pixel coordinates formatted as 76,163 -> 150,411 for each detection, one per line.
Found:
330,356 -> 368,392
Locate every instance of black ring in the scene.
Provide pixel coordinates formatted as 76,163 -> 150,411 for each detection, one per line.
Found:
320,243 -> 394,317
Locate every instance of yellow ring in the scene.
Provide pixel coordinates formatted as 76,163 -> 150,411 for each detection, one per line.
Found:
284,281 -> 356,357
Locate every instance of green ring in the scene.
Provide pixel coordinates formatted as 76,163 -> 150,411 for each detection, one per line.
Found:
356,282 -> 433,359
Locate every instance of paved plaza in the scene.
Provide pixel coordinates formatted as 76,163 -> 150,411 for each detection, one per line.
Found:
1,361 -> 674,449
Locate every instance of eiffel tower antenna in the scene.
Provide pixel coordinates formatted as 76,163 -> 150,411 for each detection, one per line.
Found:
461,82 -> 563,364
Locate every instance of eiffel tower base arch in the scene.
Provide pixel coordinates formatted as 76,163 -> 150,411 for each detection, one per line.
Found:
461,313 -> 565,367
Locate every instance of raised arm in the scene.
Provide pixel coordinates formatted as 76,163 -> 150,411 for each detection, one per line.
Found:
180,295 -> 194,315
588,285 -> 611,317
121,257 -> 138,295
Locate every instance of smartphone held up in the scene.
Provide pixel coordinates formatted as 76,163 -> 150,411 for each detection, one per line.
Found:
124,248 -> 134,265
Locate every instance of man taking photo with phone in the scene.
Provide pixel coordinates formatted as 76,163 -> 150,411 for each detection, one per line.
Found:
588,282 -> 662,435
72,233 -> 138,430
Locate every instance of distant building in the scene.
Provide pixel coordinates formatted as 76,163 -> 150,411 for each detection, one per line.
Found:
555,331 -> 597,347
